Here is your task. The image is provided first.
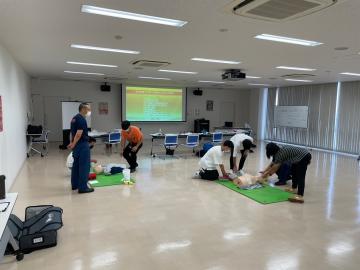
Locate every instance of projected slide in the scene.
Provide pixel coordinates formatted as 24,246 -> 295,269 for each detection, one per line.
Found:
125,86 -> 185,121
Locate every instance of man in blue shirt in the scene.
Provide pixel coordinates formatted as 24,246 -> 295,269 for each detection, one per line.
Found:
68,103 -> 94,194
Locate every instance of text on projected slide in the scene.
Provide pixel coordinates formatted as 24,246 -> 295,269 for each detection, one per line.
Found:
126,86 -> 184,121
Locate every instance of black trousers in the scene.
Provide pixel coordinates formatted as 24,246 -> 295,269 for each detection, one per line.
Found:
123,143 -> 143,169
276,162 -> 293,183
199,169 -> 219,181
291,153 -> 312,196
230,150 -> 248,171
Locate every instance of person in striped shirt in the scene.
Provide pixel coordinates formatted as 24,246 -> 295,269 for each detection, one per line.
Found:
261,143 -> 312,203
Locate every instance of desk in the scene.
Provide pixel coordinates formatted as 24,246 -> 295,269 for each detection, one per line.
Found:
214,127 -> 252,135
0,193 -> 20,262
149,132 -> 239,156
89,131 -> 122,153
88,131 -> 109,138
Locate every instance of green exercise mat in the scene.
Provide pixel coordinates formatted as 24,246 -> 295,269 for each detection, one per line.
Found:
215,180 -> 291,204
89,173 -> 134,188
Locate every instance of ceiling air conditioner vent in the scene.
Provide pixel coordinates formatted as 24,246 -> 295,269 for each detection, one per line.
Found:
131,60 -> 170,68
224,0 -> 337,22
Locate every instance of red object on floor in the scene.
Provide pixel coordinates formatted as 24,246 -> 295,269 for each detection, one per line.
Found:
91,159 -> 97,163
88,173 -> 97,180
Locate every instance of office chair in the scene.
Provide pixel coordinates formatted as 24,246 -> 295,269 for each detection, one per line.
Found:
212,132 -> 223,144
158,134 -> 179,159
180,134 -> 200,158
31,130 -> 50,157
104,131 -> 121,153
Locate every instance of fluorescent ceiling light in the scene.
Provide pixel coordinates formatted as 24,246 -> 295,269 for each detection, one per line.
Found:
248,83 -> 271,86
340,72 -> 360,77
138,76 -> 171,80
246,76 -> 261,79
191,58 -> 240,65
159,69 -> 197,74
64,71 -> 104,76
81,5 -> 187,27
198,80 -> 225,84
285,79 -> 313,82
255,34 -> 322,47
67,61 -> 117,68
276,66 -> 316,71
71,44 -> 140,54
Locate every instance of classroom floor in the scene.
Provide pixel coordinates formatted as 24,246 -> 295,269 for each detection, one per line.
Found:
2,140 -> 360,270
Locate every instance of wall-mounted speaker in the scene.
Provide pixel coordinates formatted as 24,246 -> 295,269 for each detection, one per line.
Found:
100,83 -> 111,92
193,88 -> 203,96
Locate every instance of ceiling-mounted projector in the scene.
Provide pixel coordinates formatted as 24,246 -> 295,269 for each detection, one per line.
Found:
222,69 -> 246,81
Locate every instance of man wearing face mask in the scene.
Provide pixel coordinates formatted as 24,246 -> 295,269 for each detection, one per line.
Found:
68,102 -> 94,194
120,120 -> 143,173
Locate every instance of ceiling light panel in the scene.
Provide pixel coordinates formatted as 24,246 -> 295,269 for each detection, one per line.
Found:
159,69 -> 198,74
277,66 -> 316,71
66,61 -> 117,68
191,58 -> 240,65
81,5 -> 187,27
255,34 -> 322,46
71,44 -> 140,54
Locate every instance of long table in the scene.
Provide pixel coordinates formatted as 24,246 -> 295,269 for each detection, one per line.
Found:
88,131 -> 109,139
214,127 -> 252,135
89,130 -> 251,156
149,131 -> 249,156
0,193 -> 21,262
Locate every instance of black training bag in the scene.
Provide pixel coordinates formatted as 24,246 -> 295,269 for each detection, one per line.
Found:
6,205 -> 63,254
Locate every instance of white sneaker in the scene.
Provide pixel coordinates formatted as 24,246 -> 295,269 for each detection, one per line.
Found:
192,171 -> 201,179
228,172 -> 238,180
236,170 -> 245,176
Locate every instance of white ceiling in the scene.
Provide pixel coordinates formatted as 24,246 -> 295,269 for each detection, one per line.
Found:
0,0 -> 360,88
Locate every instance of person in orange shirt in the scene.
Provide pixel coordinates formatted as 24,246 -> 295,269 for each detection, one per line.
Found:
120,120 -> 143,172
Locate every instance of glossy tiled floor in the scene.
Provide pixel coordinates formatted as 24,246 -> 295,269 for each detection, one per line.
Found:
2,141 -> 360,270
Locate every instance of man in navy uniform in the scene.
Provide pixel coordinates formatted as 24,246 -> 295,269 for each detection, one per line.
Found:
68,102 -> 94,194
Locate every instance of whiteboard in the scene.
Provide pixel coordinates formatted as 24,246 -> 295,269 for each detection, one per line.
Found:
274,106 -> 308,128
61,101 -> 92,130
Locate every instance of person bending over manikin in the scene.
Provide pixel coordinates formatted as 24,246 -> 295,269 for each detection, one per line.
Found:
193,140 -> 234,181
230,133 -> 256,173
261,142 -> 311,203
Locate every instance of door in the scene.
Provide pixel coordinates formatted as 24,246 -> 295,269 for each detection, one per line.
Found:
220,101 -> 235,126
44,96 -> 70,142
31,94 -> 44,125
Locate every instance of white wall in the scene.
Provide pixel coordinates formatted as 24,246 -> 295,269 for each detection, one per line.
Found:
31,79 -> 252,140
0,43 -> 30,191
31,79 -> 122,141
187,87 -> 251,130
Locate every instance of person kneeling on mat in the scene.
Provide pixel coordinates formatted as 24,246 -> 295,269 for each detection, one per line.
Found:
193,140 -> 234,180
261,143 -> 311,203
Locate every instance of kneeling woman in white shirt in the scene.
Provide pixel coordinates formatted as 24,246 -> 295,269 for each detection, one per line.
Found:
196,140 -> 234,180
